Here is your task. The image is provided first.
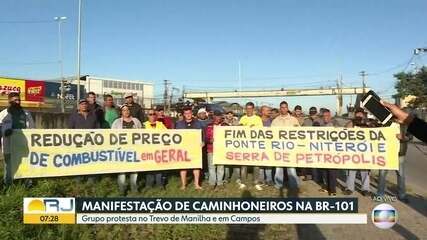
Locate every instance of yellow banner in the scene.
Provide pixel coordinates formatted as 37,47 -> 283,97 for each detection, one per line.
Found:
11,129 -> 202,178
213,126 -> 400,170
0,78 -> 26,100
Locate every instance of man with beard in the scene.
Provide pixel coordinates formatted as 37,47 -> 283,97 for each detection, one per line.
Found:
155,106 -> 174,129
0,92 -> 35,187
86,91 -> 105,127
123,92 -> 145,123
293,105 -> 305,126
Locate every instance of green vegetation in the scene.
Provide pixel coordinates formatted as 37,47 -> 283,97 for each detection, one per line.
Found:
0,164 -> 294,240
394,66 -> 427,107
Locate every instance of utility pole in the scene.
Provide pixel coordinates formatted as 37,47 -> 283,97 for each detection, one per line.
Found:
359,71 -> 367,93
76,0 -> 83,105
163,80 -> 170,113
336,74 -> 343,116
170,87 -> 179,114
54,16 -> 67,112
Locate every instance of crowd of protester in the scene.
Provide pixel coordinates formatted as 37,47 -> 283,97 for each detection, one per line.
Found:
1,91 -> 427,203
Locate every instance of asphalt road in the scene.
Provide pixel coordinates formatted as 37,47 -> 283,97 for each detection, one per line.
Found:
403,141 -> 427,196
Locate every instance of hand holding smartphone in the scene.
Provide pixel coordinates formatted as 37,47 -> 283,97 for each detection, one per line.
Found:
360,90 -> 393,126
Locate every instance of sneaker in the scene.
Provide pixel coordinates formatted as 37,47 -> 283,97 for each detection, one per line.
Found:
266,181 -> 274,186
343,189 -> 353,195
255,184 -> 263,191
238,183 -> 247,189
329,192 -> 337,196
318,188 -> 328,193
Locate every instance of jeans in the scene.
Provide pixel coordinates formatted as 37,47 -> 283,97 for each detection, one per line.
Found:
275,167 -> 299,189
312,168 -> 321,183
259,167 -> 273,184
117,173 -> 138,193
346,170 -> 370,192
224,166 -> 231,181
208,153 -> 224,186
3,154 -> 12,186
230,166 -> 241,183
253,166 -> 261,184
377,156 -> 406,198
145,172 -> 163,188
320,169 -> 337,193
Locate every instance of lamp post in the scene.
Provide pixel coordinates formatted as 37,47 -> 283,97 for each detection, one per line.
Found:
54,16 -> 67,112
76,0 -> 82,105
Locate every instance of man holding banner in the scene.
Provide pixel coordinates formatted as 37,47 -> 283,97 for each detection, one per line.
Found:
176,106 -> 204,190
68,99 -> 100,129
271,101 -> 300,193
144,109 -> 167,189
0,92 -> 34,187
344,108 -> 371,197
205,111 -> 227,190
238,102 -> 263,190
317,109 -> 340,196
259,105 -> 274,187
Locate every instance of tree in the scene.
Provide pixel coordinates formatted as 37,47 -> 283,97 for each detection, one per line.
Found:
394,66 -> 427,108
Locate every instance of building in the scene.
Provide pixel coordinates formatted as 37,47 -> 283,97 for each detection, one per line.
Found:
76,76 -> 154,108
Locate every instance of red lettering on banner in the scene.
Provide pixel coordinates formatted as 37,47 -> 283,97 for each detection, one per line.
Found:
274,152 -> 290,162
296,153 -> 305,163
142,150 -> 191,163
323,154 -> 332,163
376,156 -> 385,166
342,155 -> 351,164
362,155 -> 371,164
225,152 -> 269,161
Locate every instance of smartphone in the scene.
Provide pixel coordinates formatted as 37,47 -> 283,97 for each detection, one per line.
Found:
361,91 -> 393,126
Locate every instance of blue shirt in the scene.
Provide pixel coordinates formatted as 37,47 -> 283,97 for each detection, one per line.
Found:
262,118 -> 272,127
175,119 -> 205,143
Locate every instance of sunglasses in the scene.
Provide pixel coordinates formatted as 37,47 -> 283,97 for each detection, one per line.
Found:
148,113 -> 156,116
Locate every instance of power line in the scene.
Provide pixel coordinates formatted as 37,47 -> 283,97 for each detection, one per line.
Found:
0,61 -> 59,66
244,73 -> 335,81
0,20 -> 54,24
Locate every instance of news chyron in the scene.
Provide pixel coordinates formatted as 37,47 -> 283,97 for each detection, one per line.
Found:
24,197 -> 365,225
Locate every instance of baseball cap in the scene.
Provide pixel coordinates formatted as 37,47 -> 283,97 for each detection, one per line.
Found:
79,99 -> 88,104
197,108 -> 207,114
124,92 -> 133,99
8,92 -> 20,99
309,106 -> 317,114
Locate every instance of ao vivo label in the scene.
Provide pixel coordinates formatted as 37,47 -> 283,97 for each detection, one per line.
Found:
23,198 -> 76,224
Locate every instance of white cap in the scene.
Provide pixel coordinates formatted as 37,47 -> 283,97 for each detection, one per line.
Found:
197,108 -> 207,114
124,92 -> 133,98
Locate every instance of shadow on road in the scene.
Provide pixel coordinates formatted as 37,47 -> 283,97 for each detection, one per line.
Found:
284,187 -> 327,240
226,190 -> 266,240
392,223 -> 420,240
